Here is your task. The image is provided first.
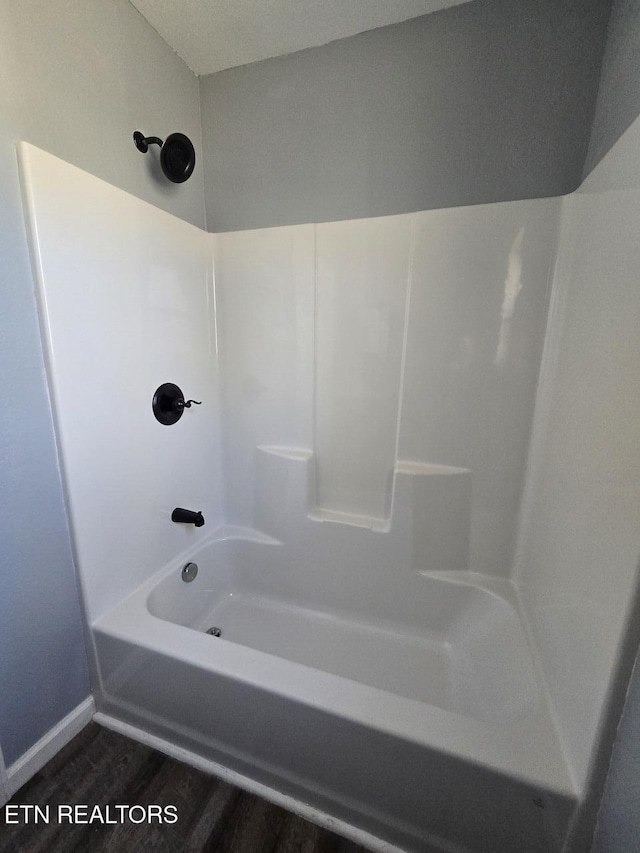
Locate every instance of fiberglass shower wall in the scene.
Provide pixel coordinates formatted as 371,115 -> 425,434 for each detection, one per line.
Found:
515,113 -> 640,794
20,143 -> 225,622
213,198 -> 560,575
212,110 -> 640,806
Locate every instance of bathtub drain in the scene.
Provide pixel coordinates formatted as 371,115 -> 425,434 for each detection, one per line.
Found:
206,626 -> 222,637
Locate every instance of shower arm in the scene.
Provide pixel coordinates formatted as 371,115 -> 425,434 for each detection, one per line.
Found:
133,131 -> 164,153
133,130 -> 196,183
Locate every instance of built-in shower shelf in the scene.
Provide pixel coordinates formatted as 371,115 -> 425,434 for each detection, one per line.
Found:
415,569 -> 520,606
256,445 -> 313,461
307,506 -> 390,532
254,445 -> 472,570
395,461 -> 470,476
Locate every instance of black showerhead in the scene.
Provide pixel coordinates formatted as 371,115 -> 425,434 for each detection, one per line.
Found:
160,133 -> 196,183
133,131 -> 196,183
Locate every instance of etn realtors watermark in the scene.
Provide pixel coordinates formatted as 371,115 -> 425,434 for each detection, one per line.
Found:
4,804 -> 178,824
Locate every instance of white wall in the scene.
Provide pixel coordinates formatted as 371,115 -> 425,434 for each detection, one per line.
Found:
21,144 -> 224,622
213,226 -> 315,525
315,215 -> 413,521
0,0 -> 204,768
399,201 -> 559,573
214,197 -> 559,573
585,2 -> 640,847
515,113 -> 640,792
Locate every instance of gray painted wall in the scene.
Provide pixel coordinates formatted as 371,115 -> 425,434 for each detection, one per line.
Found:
0,0 -> 203,766
200,0 -> 612,232
583,0 -> 640,178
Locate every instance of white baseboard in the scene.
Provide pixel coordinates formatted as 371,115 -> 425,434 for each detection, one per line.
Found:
0,743 -> 10,808
6,696 -> 95,797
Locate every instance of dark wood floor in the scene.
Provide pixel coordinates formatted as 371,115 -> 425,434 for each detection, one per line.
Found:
0,723 -> 371,853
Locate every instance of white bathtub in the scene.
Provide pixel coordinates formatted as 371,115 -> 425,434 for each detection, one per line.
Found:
94,528 -> 576,853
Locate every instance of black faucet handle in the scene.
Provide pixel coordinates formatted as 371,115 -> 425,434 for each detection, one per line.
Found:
153,383 -> 201,425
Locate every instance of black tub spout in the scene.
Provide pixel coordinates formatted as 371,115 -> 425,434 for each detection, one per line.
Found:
171,508 -> 205,527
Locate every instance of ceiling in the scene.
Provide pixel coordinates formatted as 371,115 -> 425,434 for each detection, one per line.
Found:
129,0 -> 473,76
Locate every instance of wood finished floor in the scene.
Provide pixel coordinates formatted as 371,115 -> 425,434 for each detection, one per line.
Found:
0,723 -> 371,853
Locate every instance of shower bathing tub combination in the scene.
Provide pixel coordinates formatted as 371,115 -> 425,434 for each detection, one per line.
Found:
19,121 -> 640,853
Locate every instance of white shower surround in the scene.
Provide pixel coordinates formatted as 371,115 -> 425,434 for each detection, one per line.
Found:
18,112 -> 640,852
